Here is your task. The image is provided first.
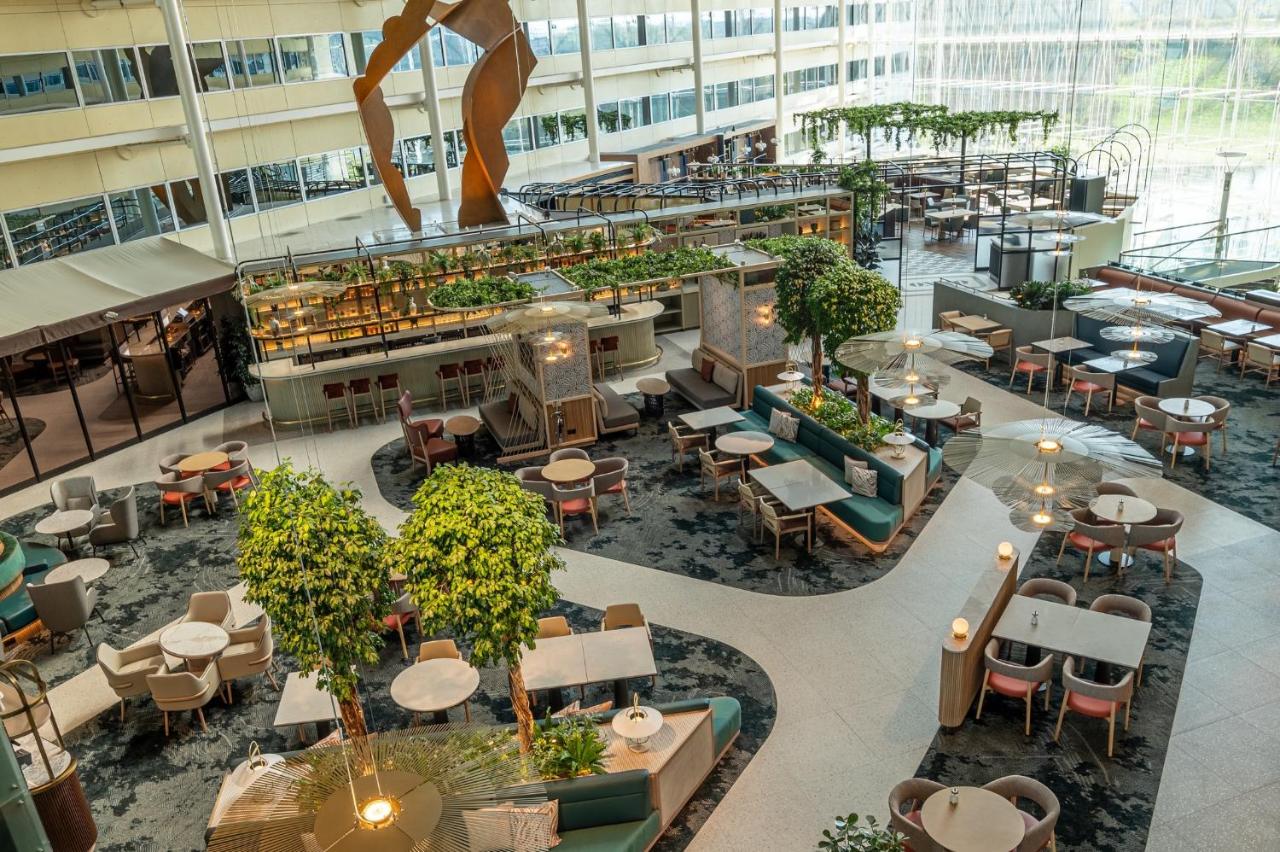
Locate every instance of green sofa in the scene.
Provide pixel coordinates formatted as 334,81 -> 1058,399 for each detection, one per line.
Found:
0,540 -> 66,640
726,385 -> 942,547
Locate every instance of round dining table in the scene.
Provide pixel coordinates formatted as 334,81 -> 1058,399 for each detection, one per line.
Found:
390,658 -> 480,724
35,509 -> 96,551
716,430 -> 775,479
907,400 -> 961,447
542,459 -> 596,485
160,622 -> 229,673
1090,494 -> 1156,568
920,786 -> 1025,852
1158,397 -> 1215,457
45,557 -> 110,587
176,451 -> 230,474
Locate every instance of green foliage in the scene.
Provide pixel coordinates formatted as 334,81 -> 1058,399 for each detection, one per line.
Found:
587,230 -> 608,253
426,251 -> 453,276
385,465 -> 563,673
531,713 -> 609,779
538,114 -> 561,145
797,102 -> 1057,155
753,205 -> 791,222
317,266 -> 344,282
626,223 -> 654,245
788,386 -> 895,452
819,812 -> 905,851
1009,278 -> 1093,310
342,265 -> 365,285
560,246 -> 730,291
389,260 -> 418,283
564,234 -> 588,254
237,463 -> 389,704
218,315 -> 259,388
430,275 -> 536,308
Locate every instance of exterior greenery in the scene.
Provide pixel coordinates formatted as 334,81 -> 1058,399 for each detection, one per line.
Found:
236,463 -> 389,742
384,465 -> 563,751
531,713 -> 610,779
1009,278 -> 1093,310
218,316 -> 258,390
788,386 -> 895,452
428,275 -> 537,308
559,246 -> 730,291
819,813 -> 905,851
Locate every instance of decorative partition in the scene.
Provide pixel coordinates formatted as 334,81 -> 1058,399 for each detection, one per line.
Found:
696,245 -> 787,406
938,548 -> 1022,727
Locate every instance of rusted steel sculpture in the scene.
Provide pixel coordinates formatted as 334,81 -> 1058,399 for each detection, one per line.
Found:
354,0 -> 536,230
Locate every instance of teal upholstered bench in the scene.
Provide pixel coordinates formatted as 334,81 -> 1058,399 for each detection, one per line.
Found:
547,770 -> 662,851
0,541 -> 66,639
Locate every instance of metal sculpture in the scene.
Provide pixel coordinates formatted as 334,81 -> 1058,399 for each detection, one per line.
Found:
354,0 -> 536,231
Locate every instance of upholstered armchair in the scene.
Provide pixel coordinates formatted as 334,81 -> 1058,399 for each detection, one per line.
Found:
155,471 -> 206,527
1095,482 -> 1137,498
181,590 -> 233,628
50,476 -> 99,514
887,777 -> 946,852
28,576 -> 102,653
940,396 -> 982,433
515,467 -> 557,514
1196,394 -> 1230,455
982,775 -> 1060,852
1017,577 -> 1077,607
384,591 -> 421,661
1009,346 -> 1053,394
760,500 -> 811,559
548,448 -> 589,462
552,481 -> 597,535
218,616 -> 279,702
1130,396 -> 1167,444
1056,508 -> 1128,581
668,422 -> 708,471
1053,656 -> 1134,757
146,664 -> 223,735
978,639 -> 1055,735
203,460 -> 255,512
536,617 -> 572,640
97,640 -> 166,721
89,485 -> 141,558
602,603 -> 653,686
1163,416 -> 1212,471
591,458 -> 630,515
1130,508 -> 1184,583
1089,594 -> 1152,686
1063,364 -> 1115,416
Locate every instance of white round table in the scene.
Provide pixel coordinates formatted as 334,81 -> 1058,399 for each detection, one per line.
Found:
1090,494 -> 1156,569
390,658 -> 480,724
1158,397 -> 1215,457
716,430 -> 775,479
44,557 -> 109,587
160,622 -> 229,670
35,509 -> 95,550
907,400 -> 960,447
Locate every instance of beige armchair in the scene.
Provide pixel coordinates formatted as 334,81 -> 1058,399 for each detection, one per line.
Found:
1009,346 -> 1053,394
1053,656 -> 1133,757
1056,508 -> 1127,581
385,591 -> 421,661
1095,482 -> 1137,498
591,458 -> 631,516
418,639 -> 462,662
1197,328 -> 1239,372
982,775 -> 1060,852
977,639 -> 1054,735
1130,396 -> 1166,443
548,448 -> 589,463
1063,364 -> 1115,416
668,422 -> 708,471
981,328 -> 1014,367
760,500 -> 811,559
1197,394 -> 1230,455
28,576 -> 102,654
1240,341 -> 1280,385
698,448 -> 738,501
155,472 -> 206,527
1017,577 -> 1077,607
182,590 -> 233,628
1130,508 -> 1183,583
147,663 -> 223,735
89,485 -> 141,558
97,640 -> 166,721
888,777 -> 945,852
203,460 -> 255,512
602,603 -> 653,685
1163,416 -> 1212,471
736,480 -> 776,541
219,616 -> 279,703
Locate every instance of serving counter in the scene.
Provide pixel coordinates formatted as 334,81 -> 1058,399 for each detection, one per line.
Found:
249,301 -> 664,427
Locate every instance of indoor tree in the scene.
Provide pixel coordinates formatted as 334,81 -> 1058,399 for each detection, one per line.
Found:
236,463 -> 389,747
384,465 -> 563,752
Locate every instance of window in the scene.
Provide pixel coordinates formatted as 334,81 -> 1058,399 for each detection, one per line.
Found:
444,130 -> 464,168
818,6 -> 838,28
874,56 -> 885,76
74,48 -> 144,105
188,42 -> 230,92
551,19 -> 580,54
670,87 -> 695,119
598,101 -> 627,134
892,50 -> 910,73
166,178 -> 208,227
217,169 -> 254,217
613,16 -> 640,49
619,97 -> 646,129
714,81 -> 737,111
251,161 -> 302,209
753,74 -> 774,101
299,149 -> 365,198
109,186 -> 176,241
525,21 -> 552,57
666,12 -> 692,43
278,34 -> 348,83
649,93 -> 670,124
874,2 -> 887,23
401,134 -> 435,176
138,46 -> 179,97
0,52 -> 77,115
533,113 -> 560,148
502,117 -> 533,155
589,18 -> 613,51
848,58 -> 867,81
228,39 -> 280,88
752,8 -> 773,34
0,238 -> 10,270
849,3 -> 869,25
559,108 -> 587,141
441,29 -> 479,66
351,31 -> 422,75
642,15 -> 666,45
702,85 -> 714,113
6,196 -> 113,265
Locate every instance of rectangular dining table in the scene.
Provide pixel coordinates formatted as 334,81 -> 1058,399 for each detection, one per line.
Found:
994,595 -> 1150,671
1206,319 -> 1272,337
751,460 -> 851,552
949,315 -> 1003,334
521,627 -> 657,706
1254,333 -> 1280,349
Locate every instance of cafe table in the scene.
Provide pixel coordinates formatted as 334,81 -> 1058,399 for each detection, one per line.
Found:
176,451 -> 230,474
1090,494 -> 1156,568
750,460 -> 850,552
994,594 -> 1151,673
35,509 -> 95,551
906,399 -> 960,447
1206,318 -> 1271,338
920,786 -> 1024,852
390,658 -> 480,724
948,315 -> 1002,335
678,405 -> 744,437
521,627 -> 657,707
1158,397 -> 1215,457
542,458 -> 596,485
715,430 -> 774,479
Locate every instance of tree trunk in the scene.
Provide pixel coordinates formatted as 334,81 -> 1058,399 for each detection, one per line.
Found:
508,663 -> 535,753
337,695 -> 373,772
809,339 -> 824,410
855,370 -> 873,424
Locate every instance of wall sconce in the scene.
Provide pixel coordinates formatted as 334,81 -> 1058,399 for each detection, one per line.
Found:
755,304 -> 774,327
951,618 -> 969,640
996,541 -> 1015,564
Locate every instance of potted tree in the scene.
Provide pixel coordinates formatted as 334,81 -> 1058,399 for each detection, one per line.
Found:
385,465 -> 563,752
236,463 -> 389,749
218,315 -> 262,402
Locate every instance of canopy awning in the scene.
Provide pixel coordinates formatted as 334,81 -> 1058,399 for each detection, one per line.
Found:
0,238 -> 237,357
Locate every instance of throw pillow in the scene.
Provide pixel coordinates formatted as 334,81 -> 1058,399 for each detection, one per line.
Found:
844,457 -> 878,498
712,362 -> 739,395
552,699 -> 615,719
464,801 -> 562,851
769,408 -> 799,442
699,356 -> 716,382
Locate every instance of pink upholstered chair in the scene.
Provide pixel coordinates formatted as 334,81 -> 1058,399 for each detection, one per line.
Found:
887,777 -> 946,852
977,639 -> 1054,735
982,775 -> 1060,851
1055,508 -> 1127,581
1053,656 -> 1134,757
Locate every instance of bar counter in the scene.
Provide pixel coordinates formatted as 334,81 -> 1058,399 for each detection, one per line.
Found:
250,301 -> 664,426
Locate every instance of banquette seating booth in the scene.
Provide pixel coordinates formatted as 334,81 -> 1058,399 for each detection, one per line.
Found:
1066,315 -> 1199,398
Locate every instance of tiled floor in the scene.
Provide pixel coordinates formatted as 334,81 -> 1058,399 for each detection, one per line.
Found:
3,312 -> 1278,850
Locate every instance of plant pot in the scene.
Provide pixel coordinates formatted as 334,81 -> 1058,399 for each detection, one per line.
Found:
245,382 -> 264,402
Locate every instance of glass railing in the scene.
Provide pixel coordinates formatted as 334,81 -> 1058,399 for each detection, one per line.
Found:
1117,224 -> 1280,291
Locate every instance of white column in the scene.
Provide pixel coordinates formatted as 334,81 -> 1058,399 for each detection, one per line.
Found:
575,0 -> 601,167
418,36 -> 452,201
158,0 -> 232,261
836,0 -> 848,160
691,0 -> 706,135
774,0 -> 784,156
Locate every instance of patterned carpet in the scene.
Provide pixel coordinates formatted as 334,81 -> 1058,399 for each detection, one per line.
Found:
915,536 -> 1202,852
371,394 -> 959,596
953,356 -> 1280,532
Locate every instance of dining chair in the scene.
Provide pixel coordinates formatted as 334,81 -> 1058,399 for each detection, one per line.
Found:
97,640 -> 166,722
736,480 -> 774,541
760,500 -> 811,559
1054,656 -> 1133,757
591,457 -> 631,516
552,481 -> 597,535
1017,577 -> 1077,607
668,422 -> 709,471
384,591 -> 421,661
1062,364 -> 1115,416
51,476 -> 100,515
158,453 -> 186,476
1163,417 -> 1212,471
203,460 -> 255,513
1010,346 -> 1053,394
155,472 -> 206,527
1089,595 -> 1152,686
28,576 -> 102,654
977,639 -> 1054,735
549,448 -> 590,463
887,778 -> 946,852
407,428 -> 458,474
89,485 -> 141,558
601,603 -> 655,686
1130,508 -> 1183,583
982,775 -> 1060,852
599,336 -> 623,381
940,396 -> 982,433
1056,507 -> 1127,581
536,616 -> 572,640
1198,329 -> 1239,372
321,382 -> 353,430
981,328 -> 1014,368
218,616 -> 279,703
516,467 -> 557,516
213,440 -> 249,461
461,359 -> 486,404
938,310 -> 962,332
698,448 -> 739,501
1130,396 -> 1167,444
146,665 -> 223,735
1095,482 -> 1137,499
1240,341 -> 1280,386
418,638 -> 462,662
1196,395 -> 1230,455
182,590 -> 233,627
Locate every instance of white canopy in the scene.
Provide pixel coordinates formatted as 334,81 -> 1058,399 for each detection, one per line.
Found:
0,238 -> 236,357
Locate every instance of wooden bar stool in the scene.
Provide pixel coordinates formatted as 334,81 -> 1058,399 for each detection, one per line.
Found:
589,339 -> 604,379
436,363 -> 466,409
483,356 -> 505,398
322,382 -> 353,430
600,336 -> 623,381
375,373 -> 401,421
462,359 -> 486,405
347,377 -> 375,424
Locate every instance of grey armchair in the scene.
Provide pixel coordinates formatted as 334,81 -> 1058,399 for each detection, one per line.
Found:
982,775 -> 1060,852
1056,508 -> 1128,581
977,638 -> 1054,735
50,476 -> 99,514
1095,482 -> 1137,498
887,777 -> 945,852
158,453 -> 185,476
1130,508 -> 1183,583
591,457 -> 630,516
1017,577 -> 1077,607
89,485 -> 141,558
218,616 -> 278,702
1054,656 -> 1133,757
181,590 -> 233,628
1196,394 -> 1230,455
515,467 -> 557,513
28,576 -> 102,653
97,640 -> 166,721
1130,396 -> 1167,444
548,448 -> 589,463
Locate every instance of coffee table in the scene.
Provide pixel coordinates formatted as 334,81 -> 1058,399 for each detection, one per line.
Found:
635,377 -> 670,416
44,557 -> 109,587
160,622 -> 229,672
176,451 -> 229,474
35,509 -> 95,551
390,657 -> 480,724
907,399 -> 961,447
715,430 -> 774,479
542,458 -> 596,484
1090,494 -> 1156,569
445,414 -> 481,458
921,786 -> 1024,852
1159,397 -> 1215,457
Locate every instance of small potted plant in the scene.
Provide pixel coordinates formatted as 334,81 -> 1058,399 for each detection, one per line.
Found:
530,713 -> 609,779
819,812 -> 905,851
587,230 -> 607,254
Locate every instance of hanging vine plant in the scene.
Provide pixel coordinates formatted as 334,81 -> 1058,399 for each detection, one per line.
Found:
797,102 -> 1056,160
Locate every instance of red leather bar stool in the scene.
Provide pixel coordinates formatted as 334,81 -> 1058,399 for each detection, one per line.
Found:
375,373 -> 402,421
462,359 -> 486,404
321,382 -> 353,430
436,363 -> 466,408
347,377 -> 375,424
600,336 -> 623,381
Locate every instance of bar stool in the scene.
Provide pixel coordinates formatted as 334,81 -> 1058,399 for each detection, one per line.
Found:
436,363 -> 466,409
483,356 -> 505,398
322,382 -> 353,430
347,377 -> 375,424
462,359 -> 486,404
600,336 -> 623,381
375,373 -> 401,421
589,339 -> 604,379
